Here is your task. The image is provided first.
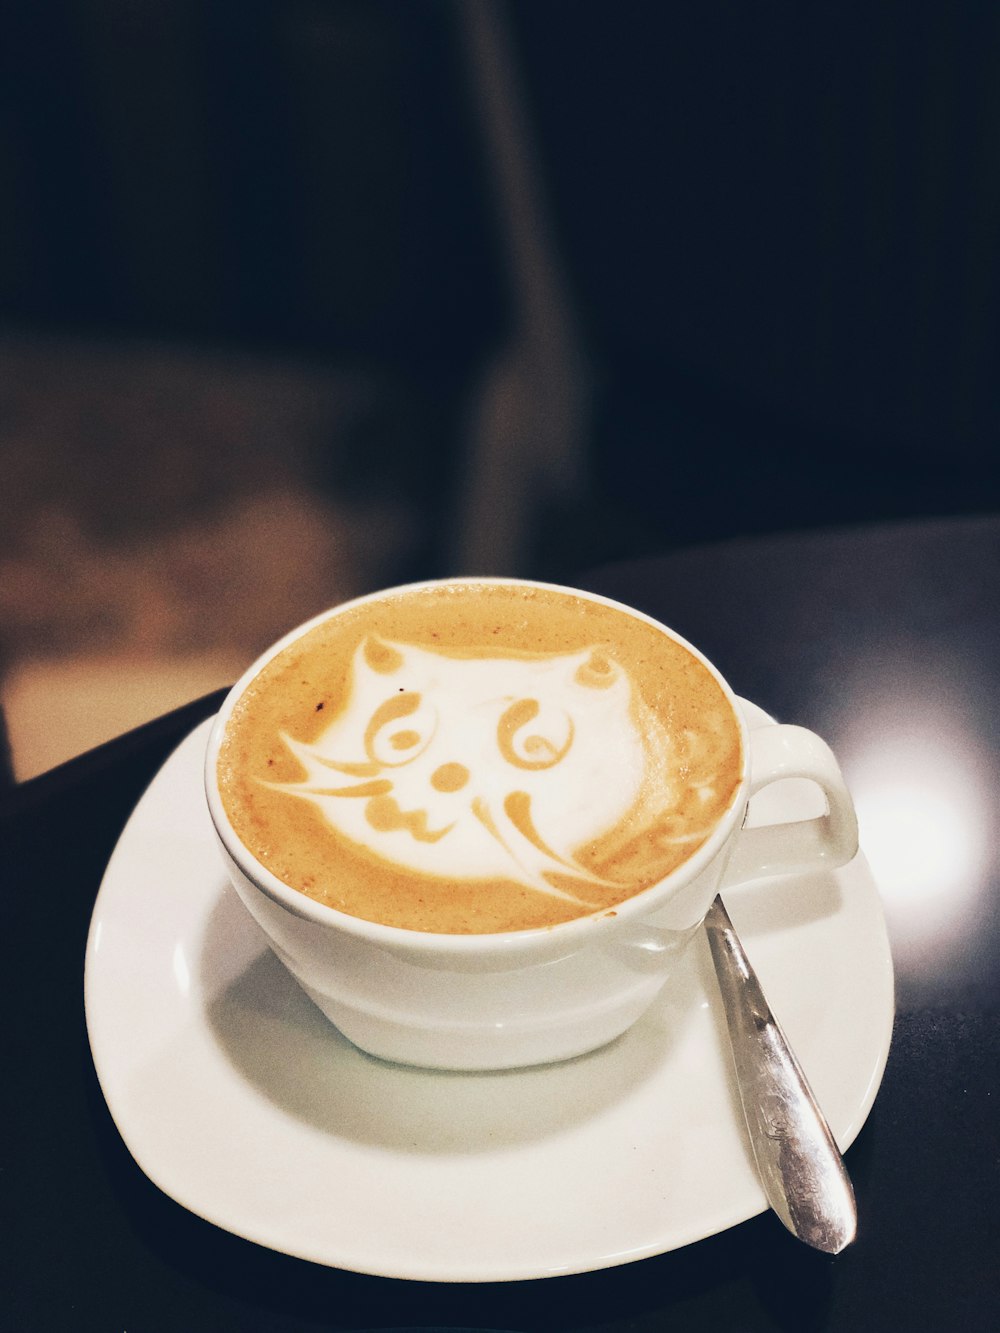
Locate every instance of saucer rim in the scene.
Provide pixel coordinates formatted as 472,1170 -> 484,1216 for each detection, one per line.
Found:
84,706 -> 895,1283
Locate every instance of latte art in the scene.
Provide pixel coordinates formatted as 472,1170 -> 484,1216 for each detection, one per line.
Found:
270,639 -> 664,905
216,581 -> 744,933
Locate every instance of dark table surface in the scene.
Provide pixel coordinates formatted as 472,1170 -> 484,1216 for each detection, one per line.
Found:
3,514 -> 998,1332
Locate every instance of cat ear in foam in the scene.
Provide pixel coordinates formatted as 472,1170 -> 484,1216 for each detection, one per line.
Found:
361,636 -> 404,674
573,648 -> 621,690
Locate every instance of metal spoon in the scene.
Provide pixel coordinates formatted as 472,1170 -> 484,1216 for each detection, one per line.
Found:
705,894 -> 858,1253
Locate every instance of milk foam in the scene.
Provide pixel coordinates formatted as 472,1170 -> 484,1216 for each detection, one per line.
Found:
269,639 -> 665,904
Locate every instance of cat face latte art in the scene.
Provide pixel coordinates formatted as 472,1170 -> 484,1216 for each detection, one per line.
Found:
215,581 -> 744,933
208,579 -> 859,1067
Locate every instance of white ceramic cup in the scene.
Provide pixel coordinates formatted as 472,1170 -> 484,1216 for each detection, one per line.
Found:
204,579 -> 858,1071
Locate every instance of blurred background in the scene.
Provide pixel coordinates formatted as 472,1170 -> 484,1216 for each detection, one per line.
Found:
2,0 -> 998,779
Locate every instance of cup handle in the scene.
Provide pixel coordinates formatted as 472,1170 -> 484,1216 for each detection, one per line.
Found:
722,725 -> 858,887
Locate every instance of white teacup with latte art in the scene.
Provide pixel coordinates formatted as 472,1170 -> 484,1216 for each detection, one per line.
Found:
206,579 -> 857,1069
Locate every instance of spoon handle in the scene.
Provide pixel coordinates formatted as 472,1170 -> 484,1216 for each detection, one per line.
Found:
704,895 -> 857,1253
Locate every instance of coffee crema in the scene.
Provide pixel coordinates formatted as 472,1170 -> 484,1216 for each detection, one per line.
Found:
216,582 -> 744,933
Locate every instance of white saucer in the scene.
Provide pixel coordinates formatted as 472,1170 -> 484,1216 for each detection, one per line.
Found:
84,704 -> 894,1283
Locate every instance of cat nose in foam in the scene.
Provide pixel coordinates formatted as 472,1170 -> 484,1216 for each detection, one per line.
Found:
430,762 -> 471,793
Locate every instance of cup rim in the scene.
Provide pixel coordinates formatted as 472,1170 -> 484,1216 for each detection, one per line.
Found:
204,576 -> 751,954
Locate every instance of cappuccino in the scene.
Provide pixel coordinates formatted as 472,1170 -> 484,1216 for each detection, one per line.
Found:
216,581 -> 743,933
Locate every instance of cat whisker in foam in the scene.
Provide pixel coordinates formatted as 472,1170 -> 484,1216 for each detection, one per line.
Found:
470,794 -> 611,907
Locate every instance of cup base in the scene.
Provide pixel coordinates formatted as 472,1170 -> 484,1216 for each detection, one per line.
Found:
295,973 -> 661,1071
